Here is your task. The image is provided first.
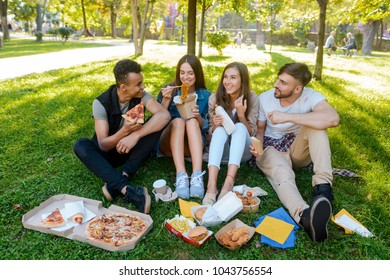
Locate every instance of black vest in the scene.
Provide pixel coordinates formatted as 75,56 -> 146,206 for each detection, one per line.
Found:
96,85 -> 141,136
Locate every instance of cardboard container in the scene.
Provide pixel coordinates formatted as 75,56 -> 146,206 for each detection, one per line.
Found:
250,136 -> 263,156
22,194 -> 153,252
165,215 -> 212,247
215,219 -> 256,250
191,191 -> 243,227
173,94 -> 197,119
215,106 -> 236,135
241,196 -> 260,213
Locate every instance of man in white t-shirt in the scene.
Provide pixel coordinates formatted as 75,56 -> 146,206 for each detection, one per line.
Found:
250,62 -> 339,242
74,59 -> 170,213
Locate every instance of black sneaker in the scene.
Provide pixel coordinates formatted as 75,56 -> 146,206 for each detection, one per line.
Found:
299,195 -> 332,242
313,183 -> 334,203
123,185 -> 151,214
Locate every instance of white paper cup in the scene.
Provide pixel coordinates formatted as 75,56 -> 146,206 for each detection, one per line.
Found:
153,179 -> 168,194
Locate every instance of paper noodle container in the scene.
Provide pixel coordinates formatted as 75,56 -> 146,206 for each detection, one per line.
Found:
215,106 -> 236,135
174,94 -> 198,119
250,136 -> 263,156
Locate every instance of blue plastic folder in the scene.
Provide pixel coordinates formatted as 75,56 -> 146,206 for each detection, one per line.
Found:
253,207 -> 299,249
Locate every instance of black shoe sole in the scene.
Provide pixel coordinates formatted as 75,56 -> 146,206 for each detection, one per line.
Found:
309,196 -> 332,242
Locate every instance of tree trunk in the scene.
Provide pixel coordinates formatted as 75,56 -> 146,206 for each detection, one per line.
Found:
81,0 -> 94,37
0,0 -> 9,40
187,0 -> 196,55
36,4 -> 43,41
198,1 -> 206,58
111,6 -> 117,39
314,0 -> 328,81
139,0 -> 151,55
256,21 -> 265,50
131,0 -> 141,56
362,20 -> 380,56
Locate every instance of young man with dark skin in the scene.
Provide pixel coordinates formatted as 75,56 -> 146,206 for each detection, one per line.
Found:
74,59 -> 170,213
250,62 -> 339,242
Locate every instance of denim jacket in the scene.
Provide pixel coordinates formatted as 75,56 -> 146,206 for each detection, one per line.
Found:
157,86 -> 211,135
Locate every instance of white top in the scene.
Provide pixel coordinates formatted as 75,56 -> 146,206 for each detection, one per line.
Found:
258,88 -> 326,139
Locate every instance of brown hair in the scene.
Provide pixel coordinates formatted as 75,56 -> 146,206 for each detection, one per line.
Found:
215,62 -> 252,119
277,62 -> 312,87
173,54 -> 207,90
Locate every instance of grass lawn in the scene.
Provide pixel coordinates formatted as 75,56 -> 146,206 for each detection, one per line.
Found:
0,41 -> 389,260
0,38 -> 110,59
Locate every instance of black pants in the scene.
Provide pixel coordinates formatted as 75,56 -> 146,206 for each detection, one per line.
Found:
74,129 -> 162,199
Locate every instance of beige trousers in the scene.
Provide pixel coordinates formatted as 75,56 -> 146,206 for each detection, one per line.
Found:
256,126 -> 333,223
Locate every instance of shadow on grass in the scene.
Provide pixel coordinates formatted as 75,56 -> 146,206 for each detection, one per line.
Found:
202,55 -> 230,62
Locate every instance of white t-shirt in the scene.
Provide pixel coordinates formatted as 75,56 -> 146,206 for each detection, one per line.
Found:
258,88 -> 326,139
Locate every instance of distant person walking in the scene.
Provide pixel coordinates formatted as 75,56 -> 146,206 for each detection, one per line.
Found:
234,32 -> 243,48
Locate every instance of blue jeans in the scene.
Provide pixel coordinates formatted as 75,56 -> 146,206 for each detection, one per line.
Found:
74,129 -> 162,199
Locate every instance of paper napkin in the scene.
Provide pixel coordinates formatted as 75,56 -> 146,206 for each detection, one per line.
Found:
332,209 -> 374,237
255,216 -> 295,244
178,198 -> 200,220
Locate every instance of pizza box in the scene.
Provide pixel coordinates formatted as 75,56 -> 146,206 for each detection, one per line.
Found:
73,204 -> 153,252
165,215 -> 212,247
191,191 -> 243,227
22,194 -> 153,252
214,219 -> 256,250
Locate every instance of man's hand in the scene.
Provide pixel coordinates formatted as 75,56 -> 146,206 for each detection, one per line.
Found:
123,121 -> 142,135
268,110 -> 288,125
116,133 -> 141,154
249,144 -> 261,158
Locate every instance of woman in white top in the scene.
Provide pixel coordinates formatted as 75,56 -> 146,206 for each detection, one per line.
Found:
203,62 -> 258,205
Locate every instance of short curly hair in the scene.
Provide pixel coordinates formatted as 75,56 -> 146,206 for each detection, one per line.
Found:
113,59 -> 142,87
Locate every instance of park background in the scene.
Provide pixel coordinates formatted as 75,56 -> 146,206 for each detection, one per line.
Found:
0,0 -> 389,261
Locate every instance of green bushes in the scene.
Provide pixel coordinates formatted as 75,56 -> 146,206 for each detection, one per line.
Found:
206,30 -> 231,55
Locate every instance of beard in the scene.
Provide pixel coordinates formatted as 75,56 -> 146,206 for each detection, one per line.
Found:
274,87 -> 294,99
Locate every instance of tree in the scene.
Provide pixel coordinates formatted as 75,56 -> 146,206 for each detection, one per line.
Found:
347,0 -> 390,55
0,0 -> 9,40
187,0 -> 196,55
197,0 -> 215,58
313,0 -> 328,81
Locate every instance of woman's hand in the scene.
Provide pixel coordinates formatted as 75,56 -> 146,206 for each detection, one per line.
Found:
235,95 -> 247,117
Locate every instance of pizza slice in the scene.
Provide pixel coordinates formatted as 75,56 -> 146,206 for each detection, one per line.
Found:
40,208 -> 66,228
122,102 -> 145,124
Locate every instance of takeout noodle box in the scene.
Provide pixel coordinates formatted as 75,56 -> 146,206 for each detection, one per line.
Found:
191,191 -> 243,227
173,94 -> 197,119
165,215 -> 212,247
215,219 -> 255,250
22,194 -> 153,252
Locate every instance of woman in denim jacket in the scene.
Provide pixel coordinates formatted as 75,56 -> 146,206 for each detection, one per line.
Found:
157,54 -> 211,199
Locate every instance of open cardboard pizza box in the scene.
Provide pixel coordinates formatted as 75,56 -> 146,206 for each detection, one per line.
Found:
191,191 -> 243,227
22,194 -> 153,252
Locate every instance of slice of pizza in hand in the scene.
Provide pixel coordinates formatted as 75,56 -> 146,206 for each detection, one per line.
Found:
40,208 -> 66,228
122,102 -> 145,124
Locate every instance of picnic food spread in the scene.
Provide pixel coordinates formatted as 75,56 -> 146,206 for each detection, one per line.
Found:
122,102 -> 145,124
194,207 -> 207,221
40,208 -> 66,228
85,213 -> 147,247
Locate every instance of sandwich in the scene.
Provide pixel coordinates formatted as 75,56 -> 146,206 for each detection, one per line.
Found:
188,226 -> 208,242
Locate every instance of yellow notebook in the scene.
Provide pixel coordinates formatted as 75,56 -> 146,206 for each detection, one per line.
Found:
255,216 -> 295,244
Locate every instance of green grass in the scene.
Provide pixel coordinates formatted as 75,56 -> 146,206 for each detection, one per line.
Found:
0,38 -> 109,59
0,42 -> 389,260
